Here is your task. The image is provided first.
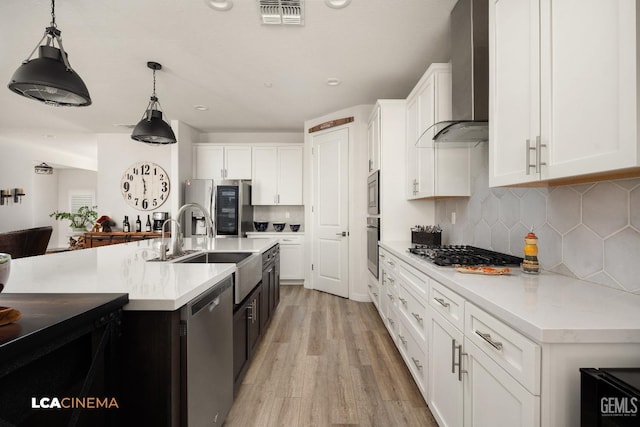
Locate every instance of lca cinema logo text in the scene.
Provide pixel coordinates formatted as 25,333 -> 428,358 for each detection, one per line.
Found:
601,396 -> 639,417
31,396 -> 119,410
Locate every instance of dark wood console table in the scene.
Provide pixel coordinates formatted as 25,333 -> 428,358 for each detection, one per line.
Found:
83,232 -> 166,248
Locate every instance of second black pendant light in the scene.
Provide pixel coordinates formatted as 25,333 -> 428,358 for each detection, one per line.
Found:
131,61 -> 177,145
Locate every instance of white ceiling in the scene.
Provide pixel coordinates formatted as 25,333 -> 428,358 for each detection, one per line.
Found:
0,0 -> 457,136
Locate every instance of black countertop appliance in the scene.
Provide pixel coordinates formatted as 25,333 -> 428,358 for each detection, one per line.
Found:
581,367 -> 640,426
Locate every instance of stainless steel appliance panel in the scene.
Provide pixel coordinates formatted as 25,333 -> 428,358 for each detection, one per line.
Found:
184,179 -> 214,237
182,277 -> 233,426
367,217 -> 380,278
367,171 -> 380,215
215,180 -> 253,237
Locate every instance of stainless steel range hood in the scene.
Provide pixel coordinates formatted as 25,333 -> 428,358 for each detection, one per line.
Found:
418,0 -> 488,147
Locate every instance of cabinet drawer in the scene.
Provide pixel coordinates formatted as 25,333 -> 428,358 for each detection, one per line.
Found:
465,302 -> 541,394
398,262 -> 428,302
278,235 -> 303,245
367,275 -> 380,311
398,281 -> 427,343
396,319 -> 427,393
429,280 -> 465,331
379,249 -> 399,275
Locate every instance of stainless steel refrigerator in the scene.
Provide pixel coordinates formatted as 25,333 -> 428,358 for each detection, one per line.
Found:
184,179 -> 253,237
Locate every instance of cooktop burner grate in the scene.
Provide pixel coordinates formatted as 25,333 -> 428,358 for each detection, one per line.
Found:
408,244 -> 523,267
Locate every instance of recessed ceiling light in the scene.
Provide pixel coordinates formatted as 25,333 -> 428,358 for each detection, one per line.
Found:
325,0 -> 351,9
194,105 -> 209,111
205,0 -> 233,11
327,78 -> 341,86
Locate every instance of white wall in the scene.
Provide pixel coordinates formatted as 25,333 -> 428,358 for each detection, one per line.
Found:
304,105 -> 373,301
96,133 -> 173,229
200,132 -> 303,145
0,136 -> 96,236
171,120 -> 200,213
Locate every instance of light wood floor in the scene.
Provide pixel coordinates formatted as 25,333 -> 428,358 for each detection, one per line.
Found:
225,285 -> 438,427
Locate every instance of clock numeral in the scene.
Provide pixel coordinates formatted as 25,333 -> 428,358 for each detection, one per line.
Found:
161,182 -> 168,192
153,199 -> 158,207
134,198 -> 139,206
123,182 -> 130,192
160,194 -> 164,200
127,194 -> 132,200
159,174 -> 164,180
126,173 -> 134,181
141,164 -> 151,175
142,199 -> 149,210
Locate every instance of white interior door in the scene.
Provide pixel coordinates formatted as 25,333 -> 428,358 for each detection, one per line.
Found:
312,127 -> 349,298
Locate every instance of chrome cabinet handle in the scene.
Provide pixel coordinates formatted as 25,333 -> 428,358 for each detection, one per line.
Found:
475,330 -> 504,351
399,297 -> 408,306
373,292 -> 378,297
388,318 -> 395,326
411,312 -> 423,323
277,194 -> 280,204
411,357 -> 423,370
398,334 -> 407,346
386,293 -> 394,301
367,284 -> 372,289
336,231 -> 347,237
536,135 -> 547,173
451,339 -> 467,381
526,139 -> 535,175
380,253 -> 386,258
434,297 -> 450,308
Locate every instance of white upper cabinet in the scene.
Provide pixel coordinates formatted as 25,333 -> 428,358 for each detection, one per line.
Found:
194,145 -> 252,180
367,105 -> 381,173
406,63 -> 471,199
489,0 -> 639,186
252,146 -> 303,205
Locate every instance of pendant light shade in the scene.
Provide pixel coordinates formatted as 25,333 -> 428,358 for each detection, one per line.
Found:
131,62 -> 177,145
7,1 -> 91,106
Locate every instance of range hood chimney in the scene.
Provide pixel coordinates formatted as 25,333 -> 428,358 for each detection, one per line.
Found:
418,0 -> 489,146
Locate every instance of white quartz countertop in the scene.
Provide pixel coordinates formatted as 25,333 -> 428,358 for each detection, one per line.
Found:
380,241 -> 640,344
4,237 -> 278,311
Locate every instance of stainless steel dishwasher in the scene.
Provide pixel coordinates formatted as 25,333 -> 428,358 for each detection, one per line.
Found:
181,276 -> 233,426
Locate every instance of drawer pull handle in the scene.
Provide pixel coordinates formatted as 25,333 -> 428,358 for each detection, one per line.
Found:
399,297 -> 408,306
475,330 -> 503,351
411,312 -> 423,323
368,284 -> 372,289
386,293 -> 394,301
380,254 -> 386,258
434,297 -> 450,308
411,357 -> 423,370
388,260 -> 395,266
373,292 -> 378,297
398,334 -> 407,346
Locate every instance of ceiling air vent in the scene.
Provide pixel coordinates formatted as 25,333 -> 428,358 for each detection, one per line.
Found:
258,0 -> 304,25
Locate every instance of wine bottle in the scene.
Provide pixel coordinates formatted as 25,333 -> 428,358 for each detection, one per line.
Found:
123,216 -> 130,233
145,214 -> 152,232
135,215 -> 142,232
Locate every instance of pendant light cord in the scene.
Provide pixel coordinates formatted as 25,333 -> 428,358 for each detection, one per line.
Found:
50,0 -> 57,28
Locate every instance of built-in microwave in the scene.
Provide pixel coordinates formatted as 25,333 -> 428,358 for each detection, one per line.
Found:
367,170 -> 380,215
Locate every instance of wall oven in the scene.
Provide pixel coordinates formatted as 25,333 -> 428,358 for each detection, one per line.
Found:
367,217 -> 380,278
367,170 -> 380,215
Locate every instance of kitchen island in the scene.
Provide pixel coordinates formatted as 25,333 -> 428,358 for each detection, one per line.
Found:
3,236 -> 279,427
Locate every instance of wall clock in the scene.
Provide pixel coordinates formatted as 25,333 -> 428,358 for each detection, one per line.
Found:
121,161 -> 170,211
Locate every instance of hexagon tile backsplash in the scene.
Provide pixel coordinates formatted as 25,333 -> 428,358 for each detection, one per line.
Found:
436,176 -> 640,294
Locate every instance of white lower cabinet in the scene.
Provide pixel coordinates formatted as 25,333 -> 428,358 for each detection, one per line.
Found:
464,338 -> 540,427
246,233 -> 304,282
428,309 -> 464,427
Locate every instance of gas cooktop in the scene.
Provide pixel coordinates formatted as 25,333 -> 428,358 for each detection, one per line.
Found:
408,244 -> 523,267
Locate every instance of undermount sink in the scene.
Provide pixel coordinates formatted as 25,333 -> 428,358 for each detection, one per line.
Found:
177,252 -> 253,264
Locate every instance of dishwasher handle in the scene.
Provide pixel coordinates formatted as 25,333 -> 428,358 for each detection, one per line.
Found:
189,277 -> 233,317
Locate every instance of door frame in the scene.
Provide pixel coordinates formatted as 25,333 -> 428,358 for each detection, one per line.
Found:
303,105 -> 373,301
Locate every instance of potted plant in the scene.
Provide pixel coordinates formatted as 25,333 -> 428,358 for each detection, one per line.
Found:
50,205 -> 98,231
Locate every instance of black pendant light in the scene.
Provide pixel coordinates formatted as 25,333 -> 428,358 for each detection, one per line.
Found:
7,0 -> 91,106
131,62 -> 177,145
